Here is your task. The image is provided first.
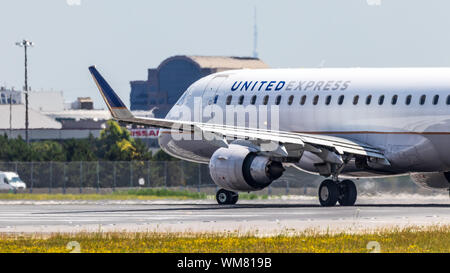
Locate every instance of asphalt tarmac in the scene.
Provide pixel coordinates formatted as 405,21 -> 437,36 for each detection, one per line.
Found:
0,195 -> 449,234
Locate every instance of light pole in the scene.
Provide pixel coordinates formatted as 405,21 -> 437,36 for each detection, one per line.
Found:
15,39 -> 34,144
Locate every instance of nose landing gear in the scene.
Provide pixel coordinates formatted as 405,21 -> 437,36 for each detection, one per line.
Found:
216,189 -> 239,205
318,179 -> 357,207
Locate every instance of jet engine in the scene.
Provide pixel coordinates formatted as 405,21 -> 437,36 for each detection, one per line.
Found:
410,172 -> 450,190
209,145 -> 285,191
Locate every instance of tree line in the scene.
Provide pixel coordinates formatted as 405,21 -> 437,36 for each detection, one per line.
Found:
0,120 -> 176,162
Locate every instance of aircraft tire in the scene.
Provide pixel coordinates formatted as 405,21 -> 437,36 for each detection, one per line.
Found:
338,179 -> 357,206
318,179 -> 339,207
216,189 -> 239,205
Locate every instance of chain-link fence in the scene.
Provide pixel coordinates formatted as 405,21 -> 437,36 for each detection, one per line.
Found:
0,161 -> 437,195
0,161 -> 217,193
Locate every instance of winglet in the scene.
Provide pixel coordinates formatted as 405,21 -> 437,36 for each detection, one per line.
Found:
89,65 -> 134,120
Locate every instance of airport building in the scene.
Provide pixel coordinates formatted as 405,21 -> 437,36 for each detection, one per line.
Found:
130,55 -> 269,118
0,88 -> 114,140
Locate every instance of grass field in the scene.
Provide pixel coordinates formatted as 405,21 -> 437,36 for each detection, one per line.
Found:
0,188 -> 206,200
0,225 -> 448,253
0,189 -> 269,201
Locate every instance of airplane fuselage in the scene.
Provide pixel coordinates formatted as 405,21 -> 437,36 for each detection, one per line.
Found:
160,67 -> 450,177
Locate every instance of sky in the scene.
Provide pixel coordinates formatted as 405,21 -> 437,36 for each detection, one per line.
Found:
2,0 -> 450,108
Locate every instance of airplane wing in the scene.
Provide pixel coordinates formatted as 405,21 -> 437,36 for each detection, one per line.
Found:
89,66 -> 389,165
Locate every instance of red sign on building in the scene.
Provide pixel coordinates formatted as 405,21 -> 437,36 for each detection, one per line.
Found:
130,128 -> 160,138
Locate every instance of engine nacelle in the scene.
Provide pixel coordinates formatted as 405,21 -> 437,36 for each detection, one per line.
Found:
410,172 -> 450,190
209,145 -> 285,191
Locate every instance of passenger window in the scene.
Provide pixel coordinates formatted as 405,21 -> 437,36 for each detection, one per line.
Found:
313,95 -> 319,105
338,95 -> 344,105
325,95 -> 332,105
378,95 -> 385,105
300,95 -> 307,105
391,95 -> 398,105
406,95 -> 412,105
433,95 -> 439,105
366,95 -> 372,105
238,95 -> 244,105
250,95 -> 257,105
263,95 -> 269,105
447,95 -> 450,105
275,95 -> 282,105
353,95 -> 359,105
288,95 -> 294,105
213,95 -> 219,104
420,95 -> 426,105
226,95 -> 232,105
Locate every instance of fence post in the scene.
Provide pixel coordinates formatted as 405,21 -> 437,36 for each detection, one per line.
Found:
63,162 -> 66,194
113,161 -> 116,191
130,161 -> 133,188
197,164 -> 201,192
29,162 -> 34,193
147,161 -> 150,188
79,161 -> 83,194
180,161 -> 184,189
49,161 -> 53,194
96,161 -> 100,193
164,161 -> 168,188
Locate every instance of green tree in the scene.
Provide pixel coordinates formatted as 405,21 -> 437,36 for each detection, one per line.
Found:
63,138 -> 97,161
0,135 -> 31,161
97,120 -> 152,161
29,141 -> 66,161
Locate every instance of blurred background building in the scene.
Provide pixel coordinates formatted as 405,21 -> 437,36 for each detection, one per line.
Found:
0,88 -> 111,140
130,55 -> 268,118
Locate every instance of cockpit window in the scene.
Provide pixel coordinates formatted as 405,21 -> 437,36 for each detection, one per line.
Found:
176,92 -> 188,105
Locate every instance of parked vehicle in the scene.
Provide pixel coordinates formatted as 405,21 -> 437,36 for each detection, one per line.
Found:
0,172 -> 27,190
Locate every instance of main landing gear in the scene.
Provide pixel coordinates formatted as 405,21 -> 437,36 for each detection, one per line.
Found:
318,179 -> 357,207
216,189 -> 239,205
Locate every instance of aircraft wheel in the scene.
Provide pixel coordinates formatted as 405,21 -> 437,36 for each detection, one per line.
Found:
338,179 -> 357,206
216,189 -> 239,205
318,179 -> 339,207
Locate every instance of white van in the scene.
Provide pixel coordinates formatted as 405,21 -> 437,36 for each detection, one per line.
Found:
0,172 -> 27,190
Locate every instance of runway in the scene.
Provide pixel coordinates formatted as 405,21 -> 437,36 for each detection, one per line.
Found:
0,195 -> 449,234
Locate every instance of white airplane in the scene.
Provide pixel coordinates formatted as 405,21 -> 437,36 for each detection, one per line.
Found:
89,66 -> 450,206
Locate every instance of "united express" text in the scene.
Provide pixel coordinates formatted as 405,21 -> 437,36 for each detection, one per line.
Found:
231,80 -> 351,92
